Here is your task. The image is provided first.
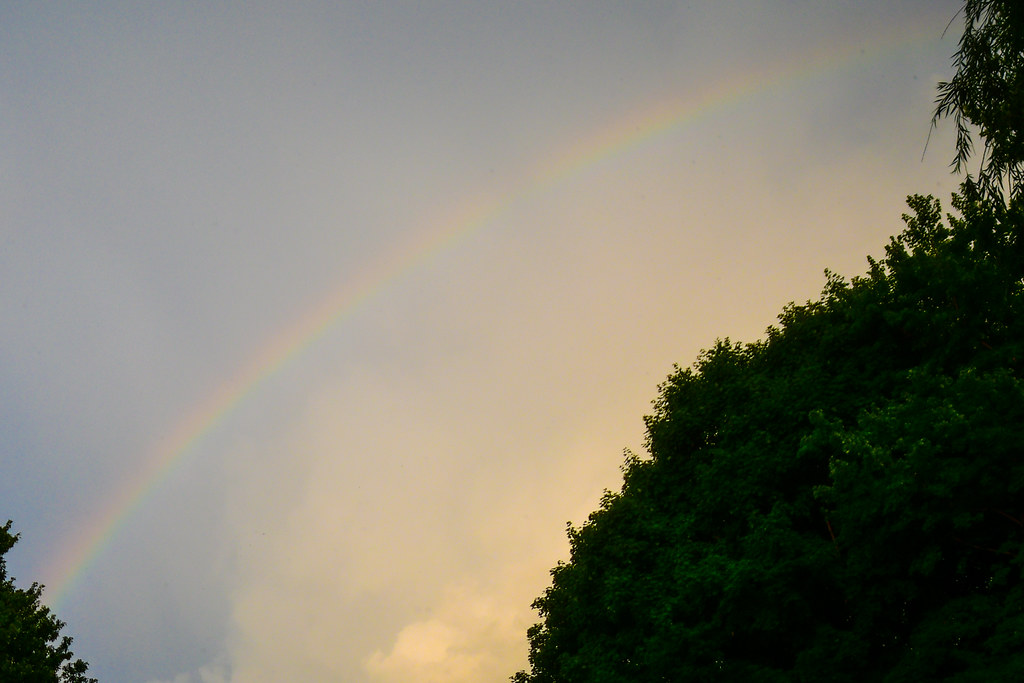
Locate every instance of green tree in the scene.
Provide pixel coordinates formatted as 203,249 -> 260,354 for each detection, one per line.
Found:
512,192 -> 1024,681
933,0 -> 1024,200
0,521 -> 96,682
514,3 -> 1024,678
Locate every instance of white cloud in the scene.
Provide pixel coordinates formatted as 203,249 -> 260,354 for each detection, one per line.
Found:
211,359 -> 628,682
364,581 -> 529,683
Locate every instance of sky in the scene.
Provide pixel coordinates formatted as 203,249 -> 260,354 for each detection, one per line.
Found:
1,2 -> 967,681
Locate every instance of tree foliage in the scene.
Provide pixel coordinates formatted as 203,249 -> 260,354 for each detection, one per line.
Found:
933,0 -> 1024,200
513,192 -> 1024,681
513,3 -> 1024,678
0,521 -> 95,683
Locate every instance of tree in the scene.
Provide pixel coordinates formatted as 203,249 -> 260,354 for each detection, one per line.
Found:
513,3 -> 1024,678
0,521 -> 96,682
512,192 -> 1024,681
932,0 -> 1024,200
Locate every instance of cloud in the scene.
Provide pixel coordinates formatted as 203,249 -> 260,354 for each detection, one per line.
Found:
209,354 -> 629,682
364,580 -> 529,683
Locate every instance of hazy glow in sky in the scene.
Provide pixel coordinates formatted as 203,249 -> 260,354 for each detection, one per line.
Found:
2,2 -> 963,681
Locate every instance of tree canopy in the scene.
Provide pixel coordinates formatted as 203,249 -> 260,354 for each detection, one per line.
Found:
513,3 -> 1024,679
513,188 -> 1024,682
0,522 -> 95,683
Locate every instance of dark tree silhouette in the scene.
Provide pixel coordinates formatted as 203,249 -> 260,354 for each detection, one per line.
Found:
513,189 -> 1024,683
0,521 -> 96,682
513,3 -> 1024,679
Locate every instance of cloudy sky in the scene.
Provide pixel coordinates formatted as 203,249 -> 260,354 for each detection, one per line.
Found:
3,2 -> 966,681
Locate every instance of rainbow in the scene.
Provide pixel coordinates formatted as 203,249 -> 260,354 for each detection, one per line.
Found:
44,18 -> 951,609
